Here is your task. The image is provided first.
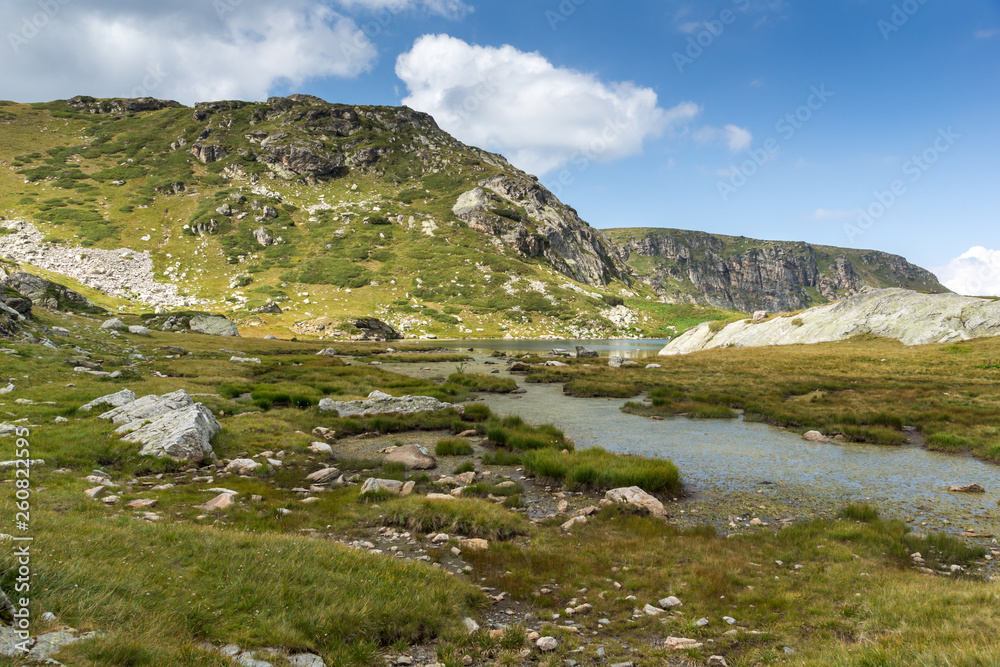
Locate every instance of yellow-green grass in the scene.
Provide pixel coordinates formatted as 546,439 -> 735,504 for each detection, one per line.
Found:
523,446 -> 682,495
446,372 -> 517,393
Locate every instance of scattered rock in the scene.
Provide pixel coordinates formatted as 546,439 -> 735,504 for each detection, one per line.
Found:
359,478 -> 404,495
128,325 -> 150,335
949,484 -> 986,493
665,637 -> 703,650
199,492 -> 236,511
575,346 -> 598,358
308,442 -> 333,454
659,596 -> 682,609
226,459 -> 262,475
384,444 -> 436,470
101,318 -> 128,331
536,636 -> 558,652
708,656 -> 728,667
803,430 -> 830,443
306,467 -> 342,485
605,487 -> 666,517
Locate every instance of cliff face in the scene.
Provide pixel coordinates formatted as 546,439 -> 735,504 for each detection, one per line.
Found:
605,228 -> 948,313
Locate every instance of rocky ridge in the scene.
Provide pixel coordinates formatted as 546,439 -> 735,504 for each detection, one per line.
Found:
607,227 -> 947,313
660,288 -> 1000,355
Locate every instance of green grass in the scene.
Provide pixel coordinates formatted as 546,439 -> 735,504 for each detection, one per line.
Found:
379,496 -> 528,540
435,438 -> 475,456
447,372 -> 518,393
523,447 -> 682,495
563,379 -> 640,398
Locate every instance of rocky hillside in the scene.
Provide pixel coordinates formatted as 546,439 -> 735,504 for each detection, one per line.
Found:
659,288 -> 1000,355
605,228 -> 947,313
0,95 -> 649,339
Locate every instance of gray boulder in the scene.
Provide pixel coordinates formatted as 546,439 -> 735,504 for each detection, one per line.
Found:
128,325 -> 150,335
288,654 -> 326,667
189,314 -> 240,337
349,318 -> 401,341
384,444 -> 436,470
120,403 -> 221,462
318,390 -> 459,417
101,389 -> 194,427
101,318 -> 128,331
79,389 -> 137,412
253,226 -> 274,247
608,356 -> 624,368
2,272 -> 102,313
359,478 -> 405,495
575,346 -> 598,358
605,486 -> 667,517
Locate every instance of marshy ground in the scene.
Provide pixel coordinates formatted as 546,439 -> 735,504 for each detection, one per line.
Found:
1,311 -> 1000,666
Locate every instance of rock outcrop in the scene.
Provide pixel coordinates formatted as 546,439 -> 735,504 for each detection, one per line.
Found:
453,175 -> 631,287
189,314 -> 240,337
318,390 -> 460,417
349,318 -> 401,341
99,389 -> 221,462
608,228 -> 948,313
660,288 -> 1000,355
1,272 -> 102,313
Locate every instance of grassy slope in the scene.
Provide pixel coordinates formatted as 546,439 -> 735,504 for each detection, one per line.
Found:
0,311 -> 997,666
0,101 -> 702,340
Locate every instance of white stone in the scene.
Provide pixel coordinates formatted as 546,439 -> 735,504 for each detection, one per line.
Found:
79,389 -> 137,412
226,459 -> 261,475
536,636 -> 558,652
605,487 -> 666,517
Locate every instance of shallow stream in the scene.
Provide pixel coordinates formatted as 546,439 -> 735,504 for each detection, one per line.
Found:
386,347 -> 1000,540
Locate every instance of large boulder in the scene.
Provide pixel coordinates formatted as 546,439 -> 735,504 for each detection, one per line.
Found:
189,314 -> 239,337
99,390 -> 220,462
120,403 -> 220,462
605,487 -> 667,518
2,272 -> 103,313
318,390 -> 460,417
384,444 -> 436,470
350,318 -> 401,341
359,478 -> 405,495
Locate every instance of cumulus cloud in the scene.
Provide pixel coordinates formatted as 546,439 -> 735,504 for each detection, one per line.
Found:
1,0 -> 378,104
694,124 -> 753,152
934,247 -> 1000,297
335,0 -> 472,19
395,34 -> 696,175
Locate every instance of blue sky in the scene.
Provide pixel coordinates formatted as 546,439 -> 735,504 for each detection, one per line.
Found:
2,0 -> 999,292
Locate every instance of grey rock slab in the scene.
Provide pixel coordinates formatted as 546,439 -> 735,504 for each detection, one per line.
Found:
79,389 -> 137,412
189,314 -> 240,337
605,487 -> 666,517
318,390 -> 459,417
100,389 -> 195,428
123,403 -> 220,462
288,654 -> 326,667
662,288 -> 1000,355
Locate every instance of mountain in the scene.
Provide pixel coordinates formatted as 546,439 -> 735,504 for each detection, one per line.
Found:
659,288 -> 1000,355
0,95 -> 657,339
603,227 -> 948,313
0,95 -> 946,340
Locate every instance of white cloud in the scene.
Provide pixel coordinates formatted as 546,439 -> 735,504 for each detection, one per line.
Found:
395,34 -> 697,175
694,124 -> 752,152
335,0 -> 471,19
724,125 -> 752,151
975,28 -> 999,39
804,208 -> 856,221
934,247 -> 1000,297
1,0 -> 377,105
